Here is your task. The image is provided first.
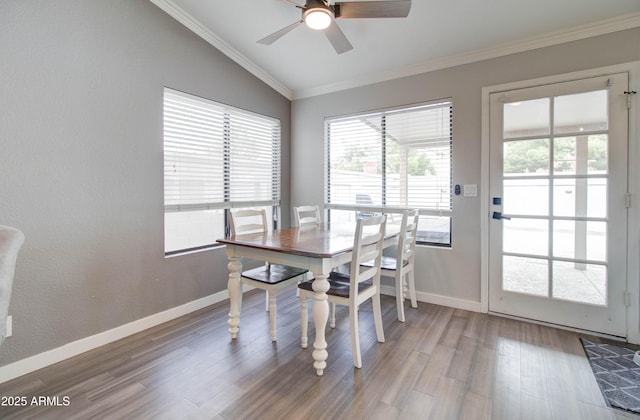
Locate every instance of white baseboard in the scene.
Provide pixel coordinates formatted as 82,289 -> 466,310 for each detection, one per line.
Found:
380,285 -> 483,313
1,286 -> 482,384
0,290 -> 230,384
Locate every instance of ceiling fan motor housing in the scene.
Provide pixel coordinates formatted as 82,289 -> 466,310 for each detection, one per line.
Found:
304,0 -> 336,14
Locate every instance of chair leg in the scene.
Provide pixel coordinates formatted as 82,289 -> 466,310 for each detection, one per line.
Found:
329,302 -> 336,328
300,293 -> 308,348
265,291 -> 269,312
372,293 -> 385,343
395,273 -> 406,323
268,291 -> 277,341
349,306 -> 362,368
408,270 -> 418,308
297,272 -> 311,298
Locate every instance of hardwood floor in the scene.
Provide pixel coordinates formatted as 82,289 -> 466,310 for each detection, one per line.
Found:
0,288 -> 637,419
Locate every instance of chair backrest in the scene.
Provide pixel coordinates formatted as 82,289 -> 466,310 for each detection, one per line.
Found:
350,214 -> 387,295
0,225 -> 25,344
293,205 -> 321,227
397,209 -> 420,266
229,209 -> 268,236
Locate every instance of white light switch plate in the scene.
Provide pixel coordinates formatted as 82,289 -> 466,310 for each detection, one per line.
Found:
463,184 -> 477,197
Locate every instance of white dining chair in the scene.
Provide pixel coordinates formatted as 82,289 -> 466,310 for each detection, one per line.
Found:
229,209 -> 309,341
292,205 -> 321,296
294,205 -> 353,276
0,225 -> 25,346
298,214 -> 387,369
362,209 -> 420,322
293,205 -> 321,227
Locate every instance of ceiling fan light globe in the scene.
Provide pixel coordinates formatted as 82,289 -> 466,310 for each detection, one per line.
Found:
304,8 -> 332,30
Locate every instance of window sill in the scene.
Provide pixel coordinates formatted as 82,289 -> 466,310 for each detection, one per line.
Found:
164,243 -> 225,258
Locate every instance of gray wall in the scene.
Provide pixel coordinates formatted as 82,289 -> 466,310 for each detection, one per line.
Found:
292,28 -> 640,305
0,0 -> 291,366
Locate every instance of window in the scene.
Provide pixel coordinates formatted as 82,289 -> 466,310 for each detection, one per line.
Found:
163,88 -> 281,254
325,100 -> 453,246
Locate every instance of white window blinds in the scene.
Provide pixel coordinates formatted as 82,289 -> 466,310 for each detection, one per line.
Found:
325,100 -> 453,217
164,88 -> 281,212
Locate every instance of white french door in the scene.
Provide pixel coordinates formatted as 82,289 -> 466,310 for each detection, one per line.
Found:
488,72 -> 629,337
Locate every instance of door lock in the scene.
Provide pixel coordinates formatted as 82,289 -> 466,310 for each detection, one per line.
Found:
492,211 -> 511,220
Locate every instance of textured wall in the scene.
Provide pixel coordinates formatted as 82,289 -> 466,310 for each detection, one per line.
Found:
292,28 -> 640,305
0,0 -> 291,366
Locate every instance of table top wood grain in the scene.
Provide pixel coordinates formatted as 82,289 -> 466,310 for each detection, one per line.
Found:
217,224 -> 359,258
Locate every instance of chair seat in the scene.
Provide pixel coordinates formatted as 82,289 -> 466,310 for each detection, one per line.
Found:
361,256 -> 408,271
298,272 -> 373,298
242,264 -> 308,285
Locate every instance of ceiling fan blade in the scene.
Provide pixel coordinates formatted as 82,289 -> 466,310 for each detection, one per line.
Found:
279,0 -> 304,8
257,20 -> 303,45
280,0 -> 304,9
335,1 -> 411,18
324,18 -> 353,54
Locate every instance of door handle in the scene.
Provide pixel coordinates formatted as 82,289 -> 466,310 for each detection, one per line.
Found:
492,211 -> 511,220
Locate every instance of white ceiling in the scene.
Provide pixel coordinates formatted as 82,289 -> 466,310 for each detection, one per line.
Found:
151,0 -> 640,100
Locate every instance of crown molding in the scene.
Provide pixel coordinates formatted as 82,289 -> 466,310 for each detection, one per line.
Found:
293,12 -> 640,99
151,1 -> 639,102
150,0 -> 294,100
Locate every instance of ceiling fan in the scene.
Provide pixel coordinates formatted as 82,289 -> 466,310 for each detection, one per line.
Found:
257,0 -> 412,54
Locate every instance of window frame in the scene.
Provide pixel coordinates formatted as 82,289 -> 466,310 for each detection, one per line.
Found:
324,99 -> 453,247
163,88 -> 282,255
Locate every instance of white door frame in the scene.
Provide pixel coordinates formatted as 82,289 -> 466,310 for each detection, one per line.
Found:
480,61 -> 640,343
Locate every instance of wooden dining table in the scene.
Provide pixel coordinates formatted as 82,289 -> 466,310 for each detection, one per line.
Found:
217,222 -> 397,376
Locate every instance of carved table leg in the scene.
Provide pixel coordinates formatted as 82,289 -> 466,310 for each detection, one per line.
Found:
311,272 -> 330,376
227,256 -> 242,339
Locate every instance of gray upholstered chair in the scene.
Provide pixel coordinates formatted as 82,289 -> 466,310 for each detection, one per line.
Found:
0,225 -> 25,345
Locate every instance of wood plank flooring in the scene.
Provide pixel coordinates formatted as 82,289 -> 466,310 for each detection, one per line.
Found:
0,288 -> 637,419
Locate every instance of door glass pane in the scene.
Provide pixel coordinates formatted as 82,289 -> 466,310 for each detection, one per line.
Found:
504,179 -> 549,216
503,256 -> 548,296
504,218 -> 548,256
504,139 -> 550,176
553,135 -> 608,175
553,220 -> 606,261
552,261 -> 606,306
553,178 -> 607,218
554,90 -> 608,134
503,98 -> 550,138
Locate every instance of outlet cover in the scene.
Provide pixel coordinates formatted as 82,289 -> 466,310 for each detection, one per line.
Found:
6,315 -> 12,338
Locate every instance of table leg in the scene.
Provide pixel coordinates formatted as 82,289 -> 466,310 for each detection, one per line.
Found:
227,256 -> 242,339
311,271 -> 330,376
